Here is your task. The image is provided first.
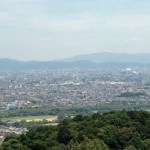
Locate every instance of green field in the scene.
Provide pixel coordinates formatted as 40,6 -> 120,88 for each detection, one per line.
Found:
2,115 -> 58,122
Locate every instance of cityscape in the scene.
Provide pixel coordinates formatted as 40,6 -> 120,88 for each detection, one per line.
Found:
0,0 -> 150,149
0,68 -> 150,111
0,67 -> 150,144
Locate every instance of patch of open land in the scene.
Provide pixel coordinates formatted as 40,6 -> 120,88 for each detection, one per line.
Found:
2,116 -> 58,122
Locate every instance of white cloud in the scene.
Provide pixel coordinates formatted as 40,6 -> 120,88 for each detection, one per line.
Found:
0,0 -> 150,60
0,11 -> 16,22
29,14 -> 96,32
130,37 -> 141,42
106,15 -> 150,31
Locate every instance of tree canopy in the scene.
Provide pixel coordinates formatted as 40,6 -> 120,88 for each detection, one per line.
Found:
1,110 -> 150,150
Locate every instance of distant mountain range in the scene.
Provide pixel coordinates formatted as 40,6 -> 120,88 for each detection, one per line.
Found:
0,53 -> 150,70
66,52 -> 150,63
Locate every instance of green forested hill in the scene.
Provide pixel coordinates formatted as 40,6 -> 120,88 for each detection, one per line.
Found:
1,110 -> 150,150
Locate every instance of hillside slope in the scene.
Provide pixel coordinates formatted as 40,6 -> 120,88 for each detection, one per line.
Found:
1,110 -> 150,150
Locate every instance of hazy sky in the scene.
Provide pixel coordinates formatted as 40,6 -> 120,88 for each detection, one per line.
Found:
1,0 -> 150,60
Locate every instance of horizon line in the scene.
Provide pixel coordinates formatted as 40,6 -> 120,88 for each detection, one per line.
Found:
0,52 -> 150,62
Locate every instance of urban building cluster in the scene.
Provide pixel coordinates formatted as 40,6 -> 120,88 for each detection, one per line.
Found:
0,68 -> 150,110
0,125 -> 27,142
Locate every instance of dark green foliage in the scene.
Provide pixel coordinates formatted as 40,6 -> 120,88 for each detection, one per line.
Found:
118,92 -> 147,98
1,110 -> 150,150
1,139 -> 28,150
57,127 -> 73,144
73,115 -> 84,122
68,138 -> 109,150
143,139 -> 150,149
123,145 -> 136,150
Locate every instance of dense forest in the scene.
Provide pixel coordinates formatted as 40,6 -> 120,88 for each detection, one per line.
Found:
0,110 -> 150,150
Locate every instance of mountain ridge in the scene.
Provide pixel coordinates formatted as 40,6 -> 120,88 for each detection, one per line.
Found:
66,52 -> 150,63
0,52 -> 150,70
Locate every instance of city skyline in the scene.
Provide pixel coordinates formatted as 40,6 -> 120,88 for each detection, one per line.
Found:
0,0 -> 150,60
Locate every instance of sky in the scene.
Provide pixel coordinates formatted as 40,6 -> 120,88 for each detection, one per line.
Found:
0,0 -> 150,60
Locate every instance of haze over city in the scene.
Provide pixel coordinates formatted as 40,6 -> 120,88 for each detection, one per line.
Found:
1,0 -> 150,60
